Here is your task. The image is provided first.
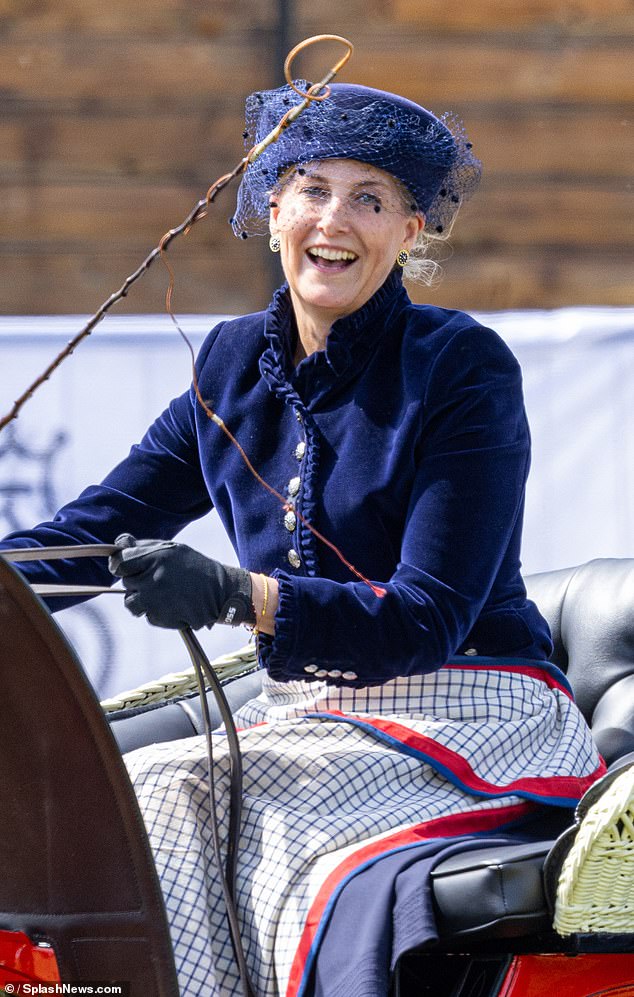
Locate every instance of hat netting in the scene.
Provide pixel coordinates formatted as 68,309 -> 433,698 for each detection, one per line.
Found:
231,82 -> 481,238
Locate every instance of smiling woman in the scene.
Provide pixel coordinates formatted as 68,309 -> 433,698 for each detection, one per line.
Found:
0,80 -> 603,997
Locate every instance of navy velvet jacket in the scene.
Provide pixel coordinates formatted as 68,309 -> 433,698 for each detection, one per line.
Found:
1,271 -> 552,683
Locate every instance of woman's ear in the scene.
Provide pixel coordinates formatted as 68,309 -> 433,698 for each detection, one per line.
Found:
404,212 -> 425,251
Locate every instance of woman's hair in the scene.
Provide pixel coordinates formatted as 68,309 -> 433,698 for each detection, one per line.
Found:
389,173 -> 452,286
405,229 -> 446,286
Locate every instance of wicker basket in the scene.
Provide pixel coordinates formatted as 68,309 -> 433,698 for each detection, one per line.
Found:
554,764 -> 634,935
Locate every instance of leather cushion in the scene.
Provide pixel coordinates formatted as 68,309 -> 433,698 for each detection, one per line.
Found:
431,841 -> 554,939
109,668 -> 264,754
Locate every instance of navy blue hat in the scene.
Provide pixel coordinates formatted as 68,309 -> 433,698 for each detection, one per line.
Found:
232,82 -> 481,237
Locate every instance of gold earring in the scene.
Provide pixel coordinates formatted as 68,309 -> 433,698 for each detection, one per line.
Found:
396,249 -> 409,268
269,235 -> 281,253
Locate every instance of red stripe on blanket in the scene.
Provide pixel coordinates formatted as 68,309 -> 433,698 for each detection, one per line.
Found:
286,801 -> 536,997
444,662 -> 573,698
320,712 -> 606,801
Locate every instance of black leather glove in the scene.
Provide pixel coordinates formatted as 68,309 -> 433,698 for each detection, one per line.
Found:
108,534 -> 255,630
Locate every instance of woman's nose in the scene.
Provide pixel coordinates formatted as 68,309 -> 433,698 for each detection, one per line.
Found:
316,196 -> 349,234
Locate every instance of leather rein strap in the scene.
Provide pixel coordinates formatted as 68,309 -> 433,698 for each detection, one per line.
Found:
1,544 -> 122,596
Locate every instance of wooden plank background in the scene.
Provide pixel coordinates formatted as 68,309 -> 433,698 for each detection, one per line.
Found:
1,0 -> 632,314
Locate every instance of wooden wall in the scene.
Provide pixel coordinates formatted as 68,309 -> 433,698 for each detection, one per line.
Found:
1,0 -> 632,315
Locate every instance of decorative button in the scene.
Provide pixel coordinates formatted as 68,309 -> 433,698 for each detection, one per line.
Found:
284,510 -> 297,532
314,669 -> 328,679
288,476 -> 301,497
295,410 -> 303,424
464,648 -> 478,656
328,669 -> 342,678
304,664 -> 318,674
342,670 -> 358,681
294,441 -> 306,460
287,548 -> 301,568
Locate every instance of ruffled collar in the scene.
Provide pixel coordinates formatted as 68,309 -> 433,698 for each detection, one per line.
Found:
260,269 -> 408,394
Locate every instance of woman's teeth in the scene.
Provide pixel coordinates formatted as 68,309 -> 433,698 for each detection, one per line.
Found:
308,247 -> 357,263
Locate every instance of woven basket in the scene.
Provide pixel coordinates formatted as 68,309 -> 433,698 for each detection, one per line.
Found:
554,764 -> 634,935
100,642 -> 258,713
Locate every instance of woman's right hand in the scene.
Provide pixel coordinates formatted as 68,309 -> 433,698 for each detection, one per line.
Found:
108,534 -> 255,630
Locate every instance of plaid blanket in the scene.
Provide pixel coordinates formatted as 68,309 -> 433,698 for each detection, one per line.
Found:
124,659 -> 603,997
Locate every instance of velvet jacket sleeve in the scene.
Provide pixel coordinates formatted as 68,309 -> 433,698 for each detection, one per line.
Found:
262,324 -> 538,684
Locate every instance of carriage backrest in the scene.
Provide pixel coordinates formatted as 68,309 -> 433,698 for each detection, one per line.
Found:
526,557 -> 634,764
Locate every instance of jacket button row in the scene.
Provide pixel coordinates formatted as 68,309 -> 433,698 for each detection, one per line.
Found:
303,665 -> 358,680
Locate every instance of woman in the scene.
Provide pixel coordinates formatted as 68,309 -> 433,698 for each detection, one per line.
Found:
0,83 -> 602,997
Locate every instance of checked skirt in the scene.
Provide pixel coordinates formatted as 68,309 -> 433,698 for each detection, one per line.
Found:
124,659 -> 603,997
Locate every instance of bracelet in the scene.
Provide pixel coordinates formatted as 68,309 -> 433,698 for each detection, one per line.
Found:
251,573 -> 269,637
260,573 -> 269,624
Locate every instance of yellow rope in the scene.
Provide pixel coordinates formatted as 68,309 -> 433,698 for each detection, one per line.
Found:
100,643 -> 257,713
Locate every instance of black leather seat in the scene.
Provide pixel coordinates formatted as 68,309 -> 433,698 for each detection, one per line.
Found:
108,558 -> 634,949
526,558 -> 634,765
109,666 -> 264,754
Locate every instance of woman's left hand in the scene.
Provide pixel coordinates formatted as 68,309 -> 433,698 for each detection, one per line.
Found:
108,534 -> 255,630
